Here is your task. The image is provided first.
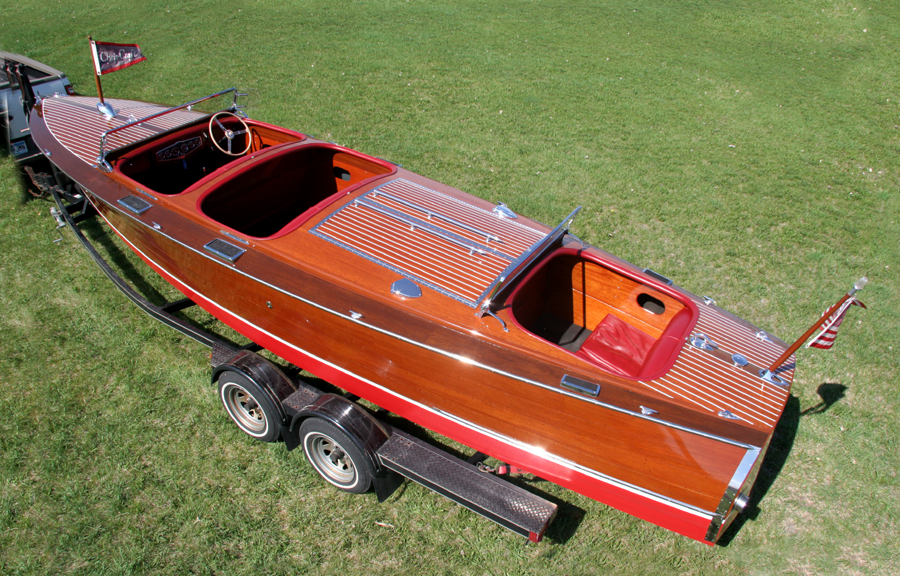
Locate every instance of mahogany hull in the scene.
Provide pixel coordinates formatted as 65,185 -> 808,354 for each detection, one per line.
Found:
89,190 -> 750,540
29,93 -> 795,544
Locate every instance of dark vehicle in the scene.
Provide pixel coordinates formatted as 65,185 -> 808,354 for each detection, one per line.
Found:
1,51 -> 75,161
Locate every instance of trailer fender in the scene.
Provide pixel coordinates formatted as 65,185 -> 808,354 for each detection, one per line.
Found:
211,349 -> 298,446
290,394 -> 391,476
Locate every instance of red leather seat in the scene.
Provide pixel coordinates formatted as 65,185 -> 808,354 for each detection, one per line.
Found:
576,314 -> 656,377
636,307 -> 693,380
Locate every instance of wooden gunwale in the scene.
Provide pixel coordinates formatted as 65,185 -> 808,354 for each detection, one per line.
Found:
84,181 -> 758,448
84,186 -> 732,540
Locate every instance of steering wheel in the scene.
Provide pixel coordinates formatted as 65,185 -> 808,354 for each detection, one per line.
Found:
208,111 -> 252,156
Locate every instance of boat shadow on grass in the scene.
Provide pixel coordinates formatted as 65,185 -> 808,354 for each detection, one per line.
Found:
717,382 -> 847,546
80,217 -> 170,305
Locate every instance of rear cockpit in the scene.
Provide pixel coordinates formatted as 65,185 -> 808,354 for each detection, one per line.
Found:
507,249 -> 697,380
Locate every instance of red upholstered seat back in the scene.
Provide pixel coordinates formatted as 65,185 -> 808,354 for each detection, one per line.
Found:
637,307 -> 693,380
576,314 -> 656,377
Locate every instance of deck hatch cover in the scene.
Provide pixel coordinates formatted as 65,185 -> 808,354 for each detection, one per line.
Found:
204,238 -> 246,263
312,178 -> 547,306
118,194 -> 152,215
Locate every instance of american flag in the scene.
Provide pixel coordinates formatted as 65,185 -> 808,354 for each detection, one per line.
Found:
806,298 -> 866,349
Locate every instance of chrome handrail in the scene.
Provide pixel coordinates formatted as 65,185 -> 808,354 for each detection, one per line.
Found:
371,190 -> 503,244
355,198 -> 494,258
95,87 -> 246,172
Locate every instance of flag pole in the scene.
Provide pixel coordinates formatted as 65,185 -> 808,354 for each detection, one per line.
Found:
89,36 -> 116,118
762,277 -> 868,382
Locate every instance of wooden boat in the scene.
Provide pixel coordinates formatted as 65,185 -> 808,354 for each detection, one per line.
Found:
29,89 -> 794,544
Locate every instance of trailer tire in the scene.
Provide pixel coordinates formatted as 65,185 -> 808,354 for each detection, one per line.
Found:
300,418 -> 373,494
218,371 -> 281,442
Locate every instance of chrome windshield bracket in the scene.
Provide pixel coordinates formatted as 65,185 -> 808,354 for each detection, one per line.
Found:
95,156 -> 112,173
568,233 -> 587,250
475,206 -> 582,316
482,306 -> 508,332
231,91 -> 248,115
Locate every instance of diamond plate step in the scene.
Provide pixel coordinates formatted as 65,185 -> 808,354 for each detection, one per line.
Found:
376,430 -> 558,542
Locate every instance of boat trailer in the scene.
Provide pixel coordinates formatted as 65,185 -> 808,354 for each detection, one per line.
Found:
26,167 -> 559,543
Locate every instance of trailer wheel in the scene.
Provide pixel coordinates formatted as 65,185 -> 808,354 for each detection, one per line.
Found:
218,371 -> 281,442
300,418 -> 373,494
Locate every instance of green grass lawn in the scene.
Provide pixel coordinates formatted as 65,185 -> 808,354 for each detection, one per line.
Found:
2,1 -> 898,574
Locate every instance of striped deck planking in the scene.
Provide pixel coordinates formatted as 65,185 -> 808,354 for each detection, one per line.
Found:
40,95 -> 791,430
314,178 -> 546,306
641,304 -> 792,427
41,96 -> 204,166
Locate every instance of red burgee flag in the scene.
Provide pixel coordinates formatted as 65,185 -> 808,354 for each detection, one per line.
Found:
90,40 -> 146,75
806,298 -> 866,349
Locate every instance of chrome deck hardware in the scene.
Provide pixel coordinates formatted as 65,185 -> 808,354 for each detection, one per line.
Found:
759,369 -> 789,388
117,195 -> 152,216
560,375 -> 600,398
203,238 -> 245,264
391,278 -> 422,299
689,333 -> 718,351
482,307 -> 508,332
492,202 -> 517,219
